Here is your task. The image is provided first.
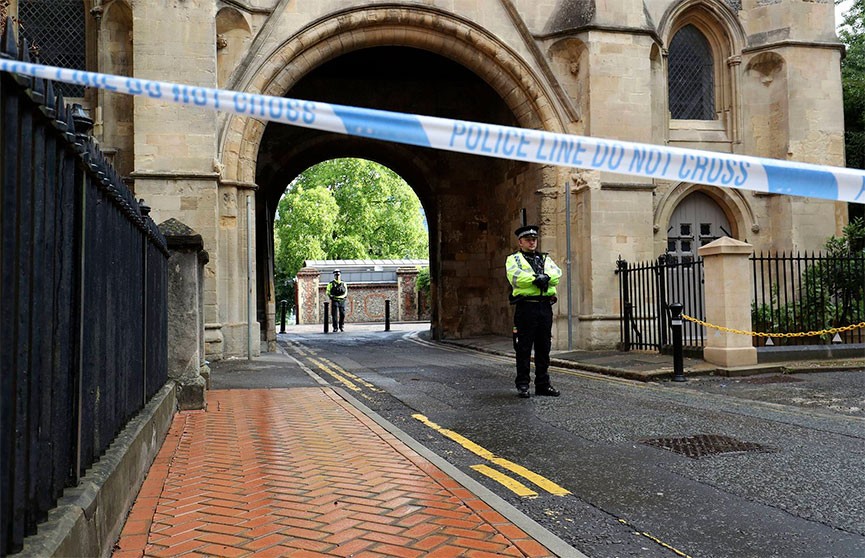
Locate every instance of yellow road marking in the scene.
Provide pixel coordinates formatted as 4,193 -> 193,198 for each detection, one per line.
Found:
413,414 -> 494,459
413,413 -> 570,496
283,340 -> 317,357
618,519 -> 693,558
319,358 -> 383,392
489,457 -> 570,496
309,357 -> 360,391
471,465 -> 538,498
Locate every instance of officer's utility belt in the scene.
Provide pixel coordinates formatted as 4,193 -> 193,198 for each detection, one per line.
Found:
510,295 -> 552,304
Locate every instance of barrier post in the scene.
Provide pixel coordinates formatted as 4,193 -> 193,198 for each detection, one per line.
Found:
279,300 -> 287,333
385,300 -> 391,331
623,302 -> 633,351
669,302 -> 686,382
324,301 -> 330,333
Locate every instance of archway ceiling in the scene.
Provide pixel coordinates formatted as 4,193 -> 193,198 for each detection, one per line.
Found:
256,46 -> 521,212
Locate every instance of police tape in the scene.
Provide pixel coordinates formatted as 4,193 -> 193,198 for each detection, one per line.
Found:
2,59 -> 864,205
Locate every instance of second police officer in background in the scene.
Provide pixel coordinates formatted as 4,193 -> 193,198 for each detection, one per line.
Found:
505,225 -> 562,398
326,269 -> 348,332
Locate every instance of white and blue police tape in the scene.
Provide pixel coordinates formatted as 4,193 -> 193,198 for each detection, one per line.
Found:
2,59 -> 863,205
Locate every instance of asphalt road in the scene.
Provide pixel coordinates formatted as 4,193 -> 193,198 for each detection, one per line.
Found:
231,325 -> 865,558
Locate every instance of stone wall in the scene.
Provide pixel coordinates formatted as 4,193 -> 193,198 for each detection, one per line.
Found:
296,267 -> 428,324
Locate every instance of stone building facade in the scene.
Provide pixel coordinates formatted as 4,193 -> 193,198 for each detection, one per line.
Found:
9,0 -> 849,357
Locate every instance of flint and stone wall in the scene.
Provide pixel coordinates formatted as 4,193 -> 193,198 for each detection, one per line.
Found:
296,267 -> 428,325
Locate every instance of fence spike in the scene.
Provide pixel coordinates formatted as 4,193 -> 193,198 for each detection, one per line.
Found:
63,103 -> 79,144
1,17 -> 17,59
20,37 -> 30,62
53,91 -> 69,132
44,79 -> 56,115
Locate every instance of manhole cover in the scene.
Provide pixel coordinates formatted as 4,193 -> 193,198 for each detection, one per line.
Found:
641,434 -> 774,459
741,375 -> 804,384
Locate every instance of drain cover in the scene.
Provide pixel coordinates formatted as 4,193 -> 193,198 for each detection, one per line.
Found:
741,375 -> 803,384
641,434 -> 774,459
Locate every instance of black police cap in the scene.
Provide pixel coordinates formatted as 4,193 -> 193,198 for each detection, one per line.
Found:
515,225 -> 539,238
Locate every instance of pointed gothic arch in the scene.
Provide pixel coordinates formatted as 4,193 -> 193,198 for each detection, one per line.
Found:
655,182 -> 758,255
658,0 -> 746,146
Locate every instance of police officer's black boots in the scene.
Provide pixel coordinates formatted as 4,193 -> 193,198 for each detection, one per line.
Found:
535,385 -> 561,397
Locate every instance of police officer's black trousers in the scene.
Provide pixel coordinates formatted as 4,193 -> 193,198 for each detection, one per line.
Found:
513,300 -> 553,389
331,299 -> 345,330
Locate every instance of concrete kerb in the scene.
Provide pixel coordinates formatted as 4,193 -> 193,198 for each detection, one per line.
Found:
17,383 -> 177,558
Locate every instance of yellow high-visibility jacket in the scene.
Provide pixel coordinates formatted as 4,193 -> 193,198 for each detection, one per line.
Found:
326,280 -> 348,301
505,251 -> 562,298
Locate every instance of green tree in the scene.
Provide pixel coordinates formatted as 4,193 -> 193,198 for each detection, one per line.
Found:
839,0 -> 865,135
839,0 -> 865,219
274,158 -> 428,311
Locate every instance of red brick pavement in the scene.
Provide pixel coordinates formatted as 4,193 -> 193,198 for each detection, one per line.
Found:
112,388 -> 556,557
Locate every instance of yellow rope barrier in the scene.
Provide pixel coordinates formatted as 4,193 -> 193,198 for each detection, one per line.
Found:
681,314 -> 865,338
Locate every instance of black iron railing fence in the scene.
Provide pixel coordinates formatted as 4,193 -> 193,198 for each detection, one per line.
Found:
0,23 -> 169,555
616,255 -> 706,353
751,251 -> 865,346
617,250 -> 864,353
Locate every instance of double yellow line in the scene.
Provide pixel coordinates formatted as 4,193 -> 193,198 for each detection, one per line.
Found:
412,414 -> 570,498
307,356 -> 383,395
287,338 -> 568,498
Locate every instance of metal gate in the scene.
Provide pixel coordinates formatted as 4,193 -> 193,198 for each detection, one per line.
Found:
616,254 -> 706,352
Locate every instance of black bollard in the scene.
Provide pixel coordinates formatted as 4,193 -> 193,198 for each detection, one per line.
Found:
279,300 -> 287,333
623,301 -> 633,352
324,301 -> 330,333
668,302 -> 686,382
384,300 -> 391,331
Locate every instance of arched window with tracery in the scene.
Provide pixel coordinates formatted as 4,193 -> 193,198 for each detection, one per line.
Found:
668,24 -> 715,120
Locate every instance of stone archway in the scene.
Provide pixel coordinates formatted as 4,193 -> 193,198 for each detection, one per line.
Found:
218,5 -> 568,184
215,8 -> 570,347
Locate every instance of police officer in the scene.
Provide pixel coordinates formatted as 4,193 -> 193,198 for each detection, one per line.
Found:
326,270 -> 348,332
505,225 -> 562,398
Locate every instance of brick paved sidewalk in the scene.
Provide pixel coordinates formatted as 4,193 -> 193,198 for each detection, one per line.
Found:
112,388 -> 559,557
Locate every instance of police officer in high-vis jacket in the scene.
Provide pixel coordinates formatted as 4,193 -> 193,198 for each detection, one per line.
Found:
326,269 -> 348,332
505,225 -> 562,398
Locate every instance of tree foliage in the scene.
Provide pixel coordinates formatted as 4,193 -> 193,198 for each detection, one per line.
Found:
274,158 -> 428,310
839,0 -> 865,165
838,1 -> 865,222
